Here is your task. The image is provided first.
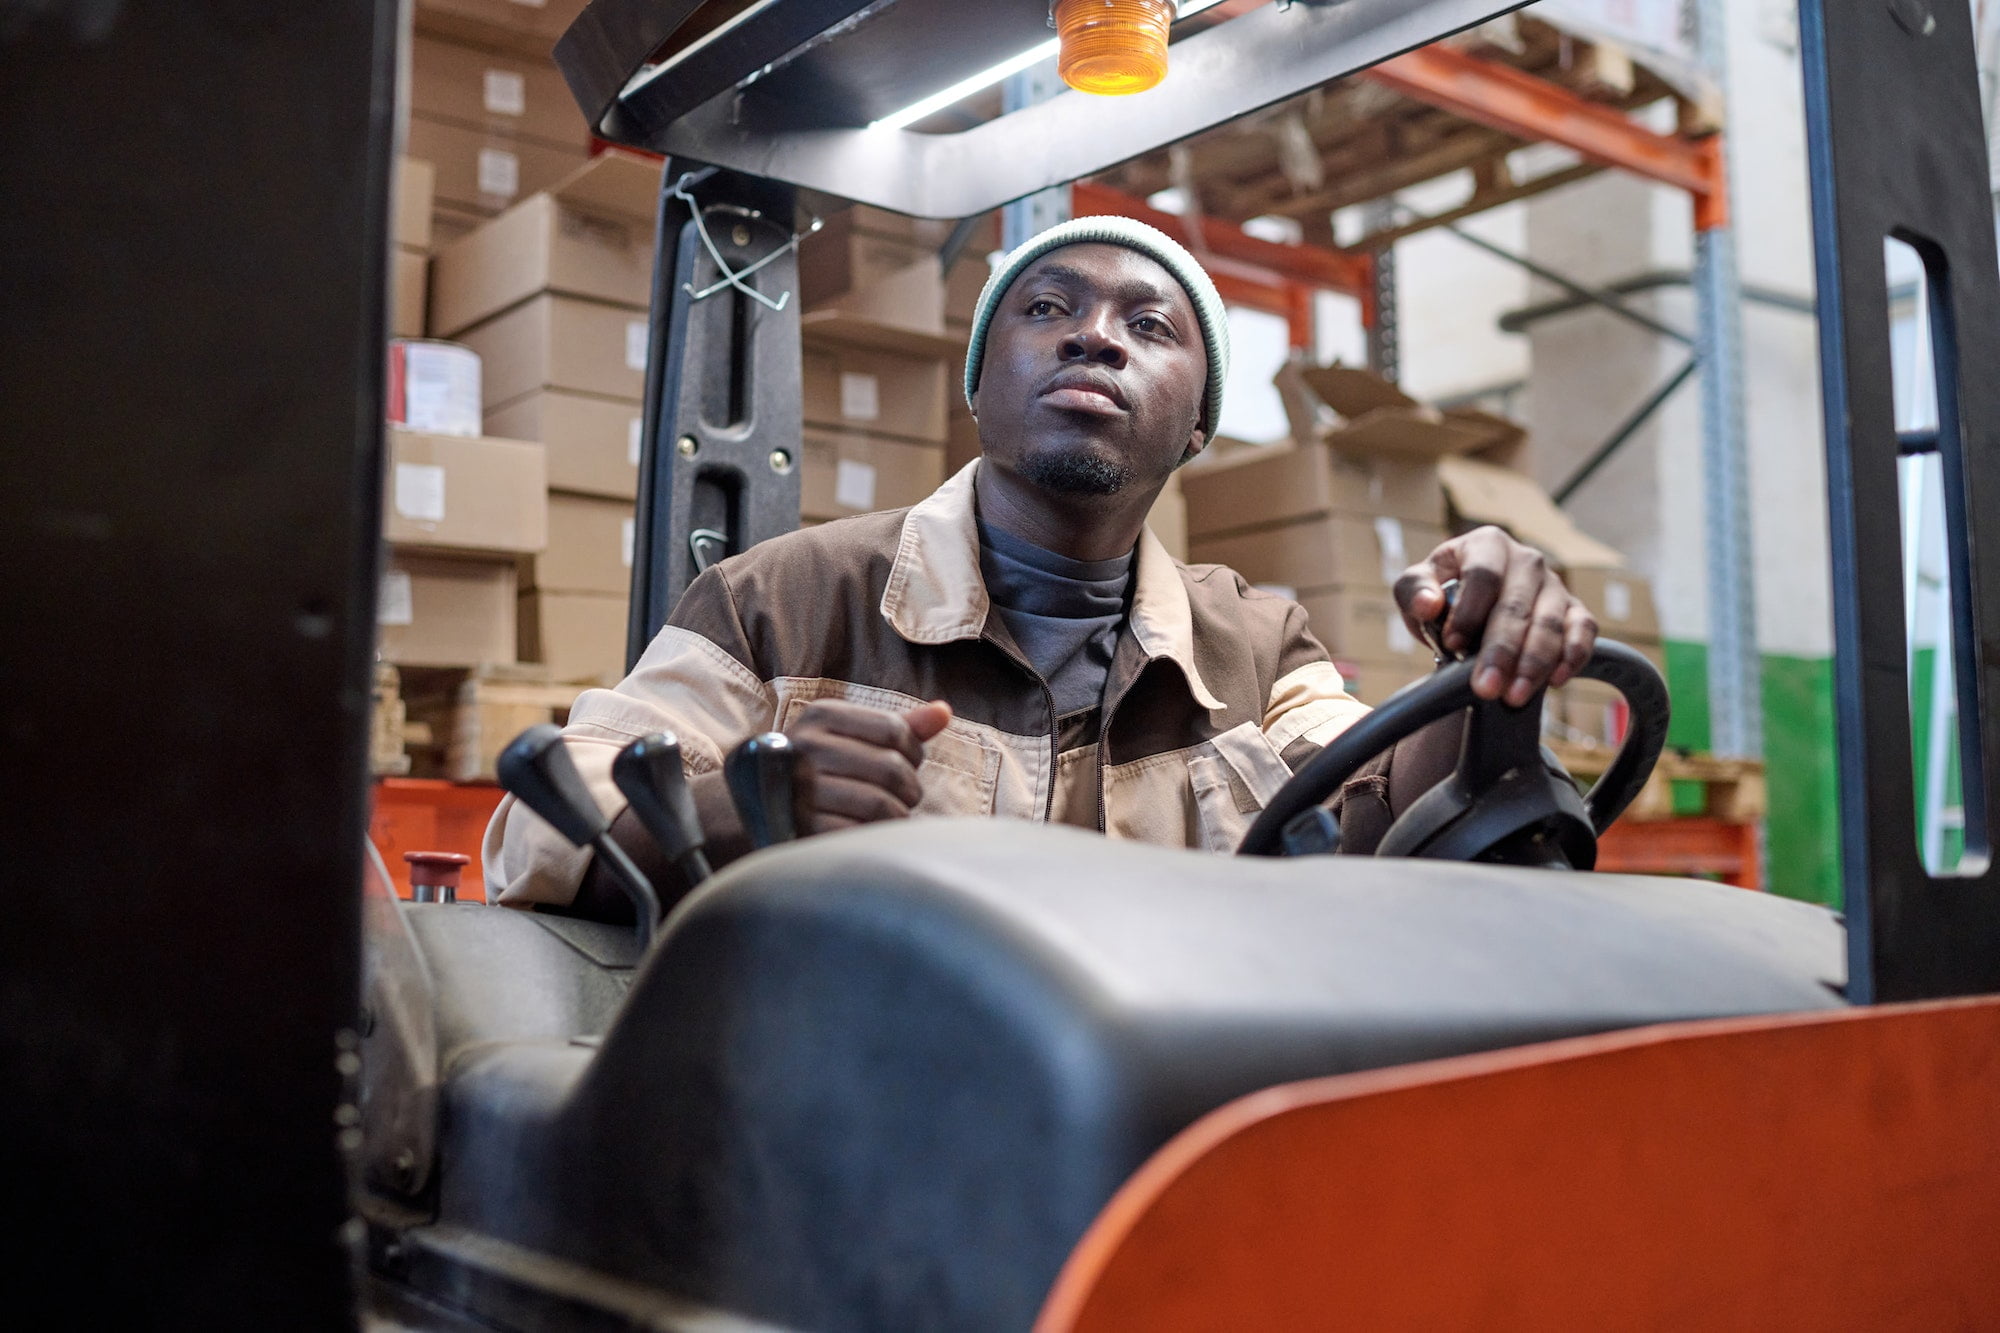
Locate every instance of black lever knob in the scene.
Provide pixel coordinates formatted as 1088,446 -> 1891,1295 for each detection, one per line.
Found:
724,732 -> 812,849
496,723 -> 608,848
497,723 -> 662,945
612,732 -> 711,887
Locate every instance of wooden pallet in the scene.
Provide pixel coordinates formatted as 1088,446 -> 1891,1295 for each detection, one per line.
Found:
1548,741 -> 1767,824
398,664 -> 591,783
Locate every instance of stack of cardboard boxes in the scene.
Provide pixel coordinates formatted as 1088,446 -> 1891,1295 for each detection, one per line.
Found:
1432,453 -> 1667,743
406,0 -> 594,245
1181,364 -> 1478,704
795,207 -> 962,525
1180,357 -> 1667,733
430,151 -> 661,682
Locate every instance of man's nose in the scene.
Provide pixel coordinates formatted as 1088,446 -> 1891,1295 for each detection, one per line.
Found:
1059,313 -> 1128,368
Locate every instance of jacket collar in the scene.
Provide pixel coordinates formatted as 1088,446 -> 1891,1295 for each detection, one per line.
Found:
880,460 -> 1226,712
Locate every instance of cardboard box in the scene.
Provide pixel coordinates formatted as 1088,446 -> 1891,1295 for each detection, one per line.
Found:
382,428 -> 548,554
801,430 -> 946,520
1437,455 -> 1625,569
413,0 -> 590,59
524,492 -> 633,596
396,157 -> 436,250
1275,359 -> 1496,460
799,214 -> 945,336
1564,566 -> 1662,639
945,254 -> 992,331
1294,586 -> 1427,665
410,33 -> 590,149
518,589 -> 628,683
378,552 -> 517,667
457,293 -> 652,406
945,405 -> 981,475
485,390 -> 643,499
1149,472 -> 1188,562
430,150 -> 660,336
839,204 -> 958,249
406,114 -> 589,217
803,341 -> 949,444
1188,515 -> 1445,591
1331,655 -> 1435,707
392,249 -> 429,338
1180,442 -> 1445,539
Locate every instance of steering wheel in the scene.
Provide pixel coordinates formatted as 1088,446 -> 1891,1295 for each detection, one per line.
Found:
1238,640 -> 1671,866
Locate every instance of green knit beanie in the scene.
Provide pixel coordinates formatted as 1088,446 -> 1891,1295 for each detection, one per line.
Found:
962,215 -> 1230,442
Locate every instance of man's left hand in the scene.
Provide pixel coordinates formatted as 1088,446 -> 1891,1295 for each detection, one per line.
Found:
1394,525 -> 1597,706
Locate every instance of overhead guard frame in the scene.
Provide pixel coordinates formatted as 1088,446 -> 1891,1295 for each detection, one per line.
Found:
557,0 -> 1531,220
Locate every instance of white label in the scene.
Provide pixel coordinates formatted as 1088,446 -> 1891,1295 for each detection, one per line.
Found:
1253,583 -> 1298,601
1372,517 -> 1408,583
838,371 -> 880,421
482,69 -> 526,117
625,320 -> 649,371
834,459 -> 878,511
393,462 -> 447,523
401,343 -> 482,436
627,416 -> 643,468
620,516 -> 635,568
1604,577 -> 1633,621
1387,614 -> 1417,655
378,569 -> 414,626
506,0 -> 546,8
476,148 -> 519,199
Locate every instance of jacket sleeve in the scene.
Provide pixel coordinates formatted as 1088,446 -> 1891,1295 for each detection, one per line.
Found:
1260,601 -> 1372,768
482,566 -> 775,908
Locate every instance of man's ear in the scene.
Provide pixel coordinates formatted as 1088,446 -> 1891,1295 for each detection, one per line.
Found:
1177,424 -> 1208,468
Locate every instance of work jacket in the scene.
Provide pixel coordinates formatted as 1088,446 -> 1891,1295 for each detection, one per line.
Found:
485,460 -> 1374,909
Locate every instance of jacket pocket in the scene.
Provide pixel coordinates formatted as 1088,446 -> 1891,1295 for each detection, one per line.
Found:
1189,753 -> 1253,854
915,726 -> 1002,818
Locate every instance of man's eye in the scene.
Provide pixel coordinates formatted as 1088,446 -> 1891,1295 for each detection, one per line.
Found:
1027,298 -> 1059,316
1133,314 -> 1174,337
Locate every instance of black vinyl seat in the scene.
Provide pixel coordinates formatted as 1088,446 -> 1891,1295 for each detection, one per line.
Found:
363,819 -> 1843,1332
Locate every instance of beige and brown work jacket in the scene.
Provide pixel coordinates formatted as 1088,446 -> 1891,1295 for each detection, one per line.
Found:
485,461 -> 1373,908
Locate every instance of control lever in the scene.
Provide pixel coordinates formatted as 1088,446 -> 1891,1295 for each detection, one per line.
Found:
611,732 -> 712,890
724,732 -> 814,850
1415,577 -> 1464,664
496,724 -> 662,946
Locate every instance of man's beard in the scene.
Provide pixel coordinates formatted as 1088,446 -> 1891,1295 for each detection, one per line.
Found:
1018,447 -> 1133,496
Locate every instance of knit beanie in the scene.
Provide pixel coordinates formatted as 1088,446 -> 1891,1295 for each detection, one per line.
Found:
962,215 -> 1231,443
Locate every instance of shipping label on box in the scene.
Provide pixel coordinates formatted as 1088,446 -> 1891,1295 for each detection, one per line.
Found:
409,34 -> 589,148
377,551 -> 518,667
382,428 -> 548,554
405,114 -> 588,217
525,492 -> 634,596
484,390 -> 642,499
803,342 -> 948,444
458,293 -> 649,406
1188,515 -> 1446,591
1564,566 -> 1662,639
800,430 -> 946,519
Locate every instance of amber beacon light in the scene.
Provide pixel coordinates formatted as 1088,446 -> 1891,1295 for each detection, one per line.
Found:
1054,0 -> 1175,96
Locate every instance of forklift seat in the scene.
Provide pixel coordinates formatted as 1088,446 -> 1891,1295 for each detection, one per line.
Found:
362,818 -> 1843,1332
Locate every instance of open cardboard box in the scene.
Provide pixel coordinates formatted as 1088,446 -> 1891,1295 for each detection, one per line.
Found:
1436,456 -> 1625,569
1276,359 -> 1509,462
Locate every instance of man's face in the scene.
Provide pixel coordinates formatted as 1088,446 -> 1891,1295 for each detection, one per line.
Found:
972,243 -> 1208,497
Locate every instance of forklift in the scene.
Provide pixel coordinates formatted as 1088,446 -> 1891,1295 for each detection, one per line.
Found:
3,1 -> 1996,1328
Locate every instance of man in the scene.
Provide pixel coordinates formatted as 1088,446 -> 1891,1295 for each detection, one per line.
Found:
486,216 -> 1596,916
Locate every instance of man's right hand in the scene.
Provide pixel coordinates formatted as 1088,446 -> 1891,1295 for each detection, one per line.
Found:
780,698 -> 954,832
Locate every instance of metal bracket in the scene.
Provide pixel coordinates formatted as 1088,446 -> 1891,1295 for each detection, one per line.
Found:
628,166 -> 805,666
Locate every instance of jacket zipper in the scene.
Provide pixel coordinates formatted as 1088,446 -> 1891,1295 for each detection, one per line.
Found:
982,630 -> 1060,823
